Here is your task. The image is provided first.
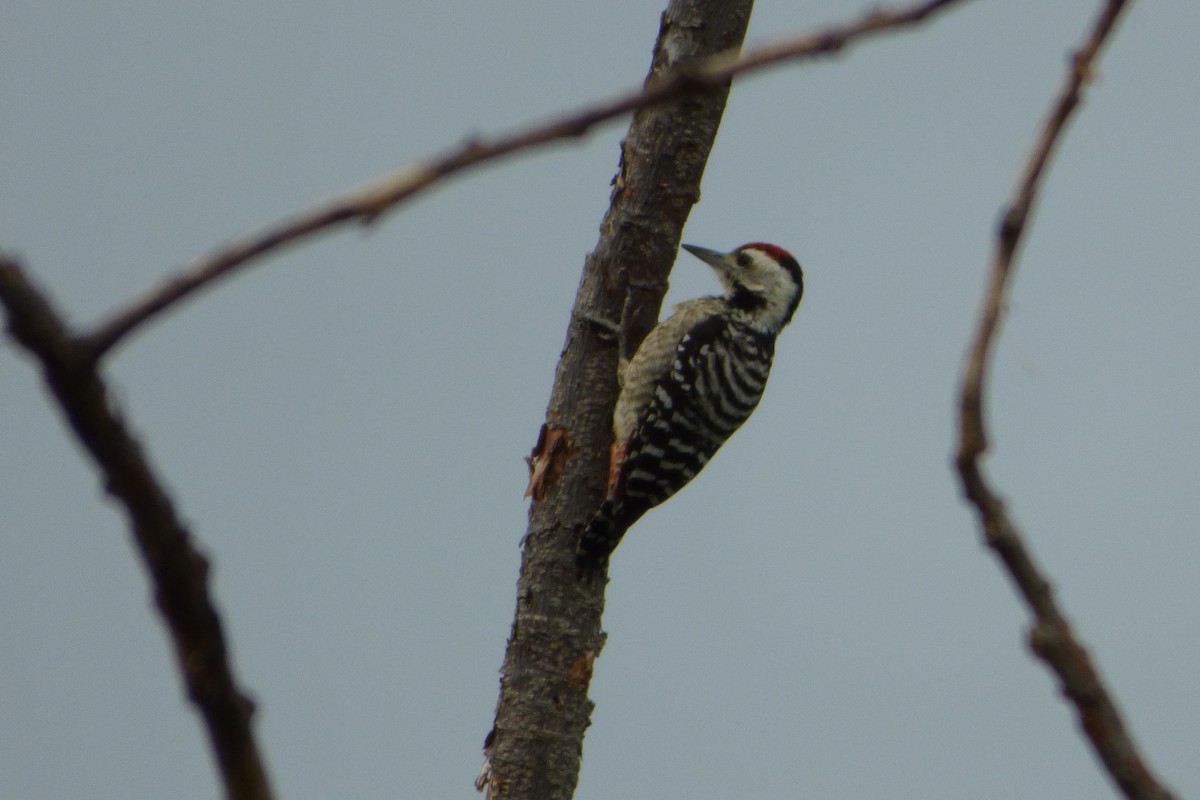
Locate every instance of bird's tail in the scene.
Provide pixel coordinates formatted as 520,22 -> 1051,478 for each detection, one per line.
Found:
576,499 -> 624,580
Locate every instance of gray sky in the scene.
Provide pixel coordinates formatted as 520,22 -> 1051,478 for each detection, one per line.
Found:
3,2 -> 1198,798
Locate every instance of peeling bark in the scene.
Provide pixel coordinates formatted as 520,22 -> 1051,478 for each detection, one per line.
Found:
479,2 -> 754,798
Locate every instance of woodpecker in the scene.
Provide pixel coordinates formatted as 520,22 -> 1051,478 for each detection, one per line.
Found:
576,242 -> 804,578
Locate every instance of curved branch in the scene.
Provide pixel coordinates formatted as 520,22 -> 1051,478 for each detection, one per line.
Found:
81,0 -> 970,361
954,2 -> 1176,799
0,257 -> 274,800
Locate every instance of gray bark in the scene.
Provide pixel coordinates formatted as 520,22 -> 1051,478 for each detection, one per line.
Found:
482,2 -> 755,798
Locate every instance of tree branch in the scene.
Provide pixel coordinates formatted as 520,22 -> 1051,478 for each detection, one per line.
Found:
954,2 -> 1176,799
81,0 -> 971,362
0,257 -> 274,800
475,1 -> 755,796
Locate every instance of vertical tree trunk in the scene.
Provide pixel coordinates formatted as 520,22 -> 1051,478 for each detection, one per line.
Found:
481,2 -> 754,798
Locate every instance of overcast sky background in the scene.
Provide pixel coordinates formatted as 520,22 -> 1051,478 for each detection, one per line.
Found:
3,2 -> 1198,798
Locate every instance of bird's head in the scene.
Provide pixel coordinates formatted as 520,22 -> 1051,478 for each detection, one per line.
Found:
682,242 -> 804,333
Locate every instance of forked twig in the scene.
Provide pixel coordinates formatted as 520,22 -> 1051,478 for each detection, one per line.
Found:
0,258 -> 274,800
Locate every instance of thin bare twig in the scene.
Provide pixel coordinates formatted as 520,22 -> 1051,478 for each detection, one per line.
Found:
955,2 -> 1176,799
0,257 -> 274,800
81,0 -> 969,361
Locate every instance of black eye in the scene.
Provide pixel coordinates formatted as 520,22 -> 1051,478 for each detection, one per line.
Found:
735,253 -> 751,267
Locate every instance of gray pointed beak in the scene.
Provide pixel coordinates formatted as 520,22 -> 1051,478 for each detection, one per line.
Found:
681,244 -> 728,270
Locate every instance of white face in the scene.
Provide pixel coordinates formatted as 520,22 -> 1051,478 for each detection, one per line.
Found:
683,242 -> 803,332
718,246 -> 803,333
728,248 -> 796,300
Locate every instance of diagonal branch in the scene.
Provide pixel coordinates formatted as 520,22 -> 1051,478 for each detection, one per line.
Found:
80,0 -> 970,362
0,257 -> 274,800
954,2 -> 1177,799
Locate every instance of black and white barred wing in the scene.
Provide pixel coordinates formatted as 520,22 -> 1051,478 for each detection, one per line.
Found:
577,314 -> 775,575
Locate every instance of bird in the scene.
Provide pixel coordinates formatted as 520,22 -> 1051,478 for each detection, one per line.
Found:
576,241 -> 804,579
